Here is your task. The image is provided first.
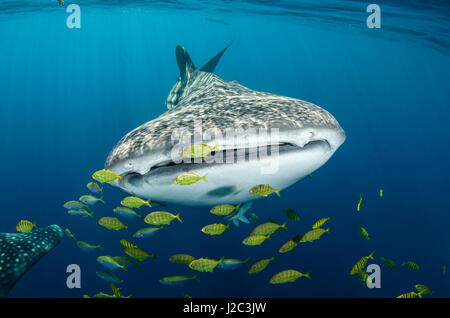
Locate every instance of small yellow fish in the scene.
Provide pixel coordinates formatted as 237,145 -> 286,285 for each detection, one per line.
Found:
278,239 -> 298,253
120,196 -> 151,209
210,204 -> 240,216
350,251 -> 376,275
77,241 -> 103,252
181,143 -> 219,159
402,261 -> 420,271
124,247 -> 156,262
269,270 -> 311,284
249,184 -> 281,197
242,234 -> 271,246
311,217 -> 331,229
98,217 -> 128,232
97,256 -> 128,271
379,189 -> 384,197
92,169 -> 122,183
64,228 -> 76,240
67,209 -> 93,218
282,208 -> 300,222
201,224 -> 229,236
169,254 -> 196,265
359,226 -> 370,241
248,256 -> 275,274
188,258 -> 223,272
299,228 -> 329,243
397,292 -> 422,298
357,195 -> 363,212
144,211 -> 182,226
119,239 -> 138,249
250,222 -> 286,236
16,220 -> 36,233
87,182 -> 103,194
110,283 -> 131,298
173,173 -> 208,185
79,194 -> 104,206
380,257 -> 398,270
415,284 -> 432,295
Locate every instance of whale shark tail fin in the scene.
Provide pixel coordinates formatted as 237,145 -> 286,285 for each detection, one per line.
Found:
200,42 -> 233,73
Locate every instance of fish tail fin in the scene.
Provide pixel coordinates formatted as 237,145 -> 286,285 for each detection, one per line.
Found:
236,203 -> 242,210
193,274 -> 200,281
119,175 -> 123,181
305,272 -> 312,280
89,212 -> 94,218
125,226 -> 129,233
275,189 -> 281,197
369,250 -> 376,260
176,213 -> 183,223
281,222 -> 287,229
146,201 -> 152,208
326,228 -> 331,233
244,257 -> 250,263
201,174 -> 208,183
271,255 -> 276,262
219,256 -> 225,264
152,253 -> 157,259
418,292 -> 423,298
122,265 -> 128,272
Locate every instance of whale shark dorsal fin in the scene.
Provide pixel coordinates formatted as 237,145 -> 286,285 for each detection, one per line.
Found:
200,42 -> 232,73
175,45 -> 197,81
166,43 -> 232,110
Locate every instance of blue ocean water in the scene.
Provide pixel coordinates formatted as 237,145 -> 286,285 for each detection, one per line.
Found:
0,0 -> 449,298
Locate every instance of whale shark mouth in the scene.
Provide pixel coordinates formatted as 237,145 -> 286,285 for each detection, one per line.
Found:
120,139 -> 331,180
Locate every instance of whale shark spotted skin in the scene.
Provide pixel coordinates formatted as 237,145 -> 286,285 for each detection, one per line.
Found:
0,225 -> 63,298
105,44 -> 345,207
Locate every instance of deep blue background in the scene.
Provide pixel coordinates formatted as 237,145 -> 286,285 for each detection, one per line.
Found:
0,1 -> 449,297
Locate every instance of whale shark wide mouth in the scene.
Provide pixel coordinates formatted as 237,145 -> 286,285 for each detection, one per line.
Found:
120,139 -> 331,180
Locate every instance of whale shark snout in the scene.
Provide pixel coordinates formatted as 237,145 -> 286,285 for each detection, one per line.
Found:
105,44 -> 345,206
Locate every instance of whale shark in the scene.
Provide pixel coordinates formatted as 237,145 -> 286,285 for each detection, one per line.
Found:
105,44 -> 345,207
0,225 -> 63,297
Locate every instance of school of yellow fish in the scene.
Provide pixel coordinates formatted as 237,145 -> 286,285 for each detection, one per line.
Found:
15,160 -> 441,298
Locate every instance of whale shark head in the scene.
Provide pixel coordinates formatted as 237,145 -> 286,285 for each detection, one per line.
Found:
105,44 -> 345,206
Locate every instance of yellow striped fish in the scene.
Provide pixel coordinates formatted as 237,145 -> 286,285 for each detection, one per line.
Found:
311,217 -> 331,229
119,239 -> 138,249
16,220 -> 36,233
357,195 -> 363,212
350,251 -> 375,275
397,292 -> 422,298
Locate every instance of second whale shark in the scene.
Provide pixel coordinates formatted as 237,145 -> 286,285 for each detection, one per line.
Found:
105,44 -> 345,207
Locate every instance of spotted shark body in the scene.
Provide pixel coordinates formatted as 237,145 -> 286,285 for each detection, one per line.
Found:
105,44 -> 345,207
0,225 -> 63,297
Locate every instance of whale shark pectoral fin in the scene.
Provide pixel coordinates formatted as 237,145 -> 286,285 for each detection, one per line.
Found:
200,42 -> 233,73
175,45 -> 197,80
0,225 -> 63,298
